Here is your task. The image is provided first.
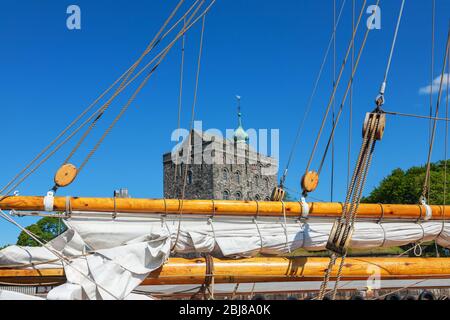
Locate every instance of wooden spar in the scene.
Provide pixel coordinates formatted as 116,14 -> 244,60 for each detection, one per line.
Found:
2,257 -> 450,286
1,195 -> 449,220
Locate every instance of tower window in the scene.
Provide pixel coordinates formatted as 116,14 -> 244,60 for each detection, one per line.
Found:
223,168 -> 229,180
235,171 -> 241,184
255,175 -> 259,187
264,177 -> 269,188
187,171 -> 193,185
235,192 -> 242,200
223,190 -> 230,200
255,194 -> 261,201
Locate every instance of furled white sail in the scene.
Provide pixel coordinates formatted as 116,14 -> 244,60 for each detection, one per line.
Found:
1,213 -> 450,300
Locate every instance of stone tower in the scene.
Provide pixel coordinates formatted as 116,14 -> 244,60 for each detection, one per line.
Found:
163,99 -> 278,200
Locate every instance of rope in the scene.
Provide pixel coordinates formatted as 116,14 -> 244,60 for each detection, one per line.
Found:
316,0 -> 380,175
303,0 -> 368,176
318,113 -> 381,300
71,1 -> 208,176
278,0 -> 347,188
384,110 -> 450,122
421,28 -> 450,202
0,209 -> 120,299
442,46 -> 450,252
281,200 -> 290,253
174,17 -> 187,185
330,0 -> 337,202
172,13 -> 208,252
347,0 -> 355,192
375,0 -> 405,108
61,0 -> 187,168
0,0 -> 211,198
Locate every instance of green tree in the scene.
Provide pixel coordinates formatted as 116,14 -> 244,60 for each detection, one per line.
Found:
362,160 -> 450,205
16,217 -> 66,247
362,160 -> 450,257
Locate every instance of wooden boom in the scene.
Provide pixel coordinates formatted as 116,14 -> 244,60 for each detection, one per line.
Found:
0,195 -> 449,220
2,257 -> 450,286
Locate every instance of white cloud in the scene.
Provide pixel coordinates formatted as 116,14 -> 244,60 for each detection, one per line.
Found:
419,73 -> 450,95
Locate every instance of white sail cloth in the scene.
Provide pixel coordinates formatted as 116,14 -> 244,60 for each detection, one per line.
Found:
2,213 -> 450,300
65,214 -> 450,256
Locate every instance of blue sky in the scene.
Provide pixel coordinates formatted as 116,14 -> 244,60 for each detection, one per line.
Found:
0,0 -> 449,245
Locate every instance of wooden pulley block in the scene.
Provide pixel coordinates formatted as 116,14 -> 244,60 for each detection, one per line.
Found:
271,187 -> 286,201
375,113 -> 386,140
54,163 -> 78,188
301,171 -> 319,193
362,113 -> 386,141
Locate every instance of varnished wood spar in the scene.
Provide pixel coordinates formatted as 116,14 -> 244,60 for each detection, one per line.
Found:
2,257 -> 450,285
1,196 -> 450,220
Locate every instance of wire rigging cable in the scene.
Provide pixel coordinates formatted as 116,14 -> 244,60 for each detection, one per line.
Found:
421,27 -> 450,204
0,1 -> 212,198
172,12 -> 208,252
330,0 -> 337,202
60,0 -> 187,169
428,0 -> 436,202
347,0 -> 355,191
302,0 -> 367,189
316,0 -> 405,176
278,0 -> 347,190
76,1 -> 211,175
174,18 -> 188,185
317,0 -> 407,299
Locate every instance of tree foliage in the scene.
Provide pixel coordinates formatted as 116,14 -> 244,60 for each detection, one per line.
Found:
16,217 -> 67,247
362,160 -> 450,205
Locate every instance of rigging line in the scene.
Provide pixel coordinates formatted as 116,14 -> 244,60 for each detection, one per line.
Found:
421,28 -> 450,202
77,2 -> 212,173
445,46 -> 449,229
370,278 -> 430,300
347,0 -> 355,192
278,0 -> 347,187
331,0 -> 337,202
318,0 -> 404,175
383,111 -> 450,122
62,0 -> 187,166
79,52 -> 166,172
174,18 -> 188,185
304,0 -> 368,176
317,1 -> 379,175
429,0 -> 436,202
0,210 -> 121,300
0,68 -> 130,196
381,0 -> 405,86
0,2 -> 212,198
0,0 -> 199,196
172,13 -> 208,252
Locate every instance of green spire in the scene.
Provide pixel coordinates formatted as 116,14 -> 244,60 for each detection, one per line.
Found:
234,95 -> 249,143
